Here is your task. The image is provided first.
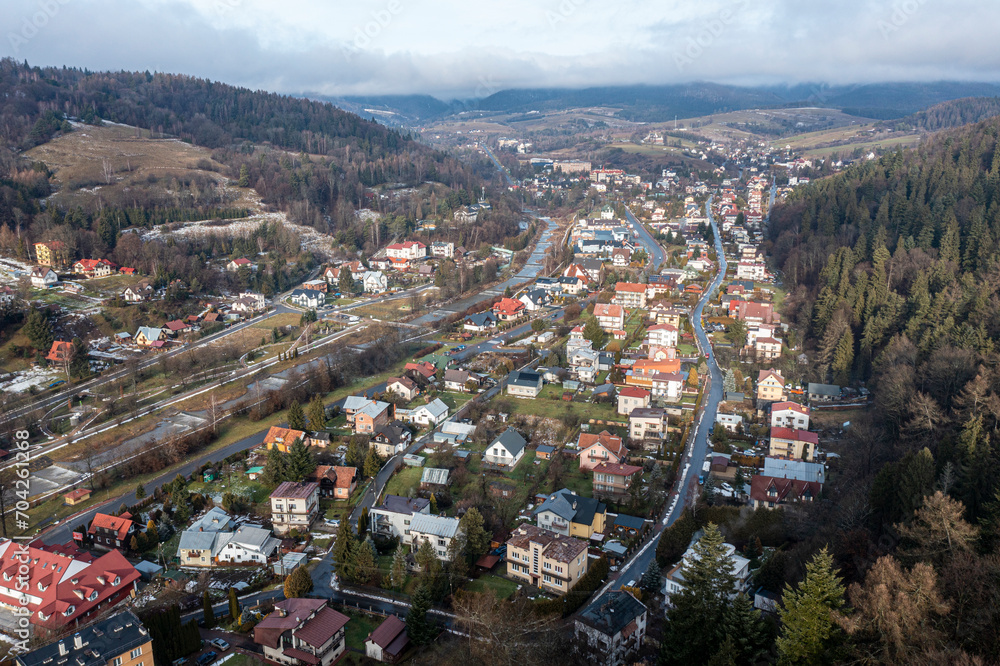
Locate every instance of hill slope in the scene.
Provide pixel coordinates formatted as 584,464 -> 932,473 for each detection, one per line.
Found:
881,96 -> 1000,131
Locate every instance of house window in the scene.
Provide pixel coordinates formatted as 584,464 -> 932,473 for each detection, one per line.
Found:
130,648 -> 143,659
113,658 -> 122,666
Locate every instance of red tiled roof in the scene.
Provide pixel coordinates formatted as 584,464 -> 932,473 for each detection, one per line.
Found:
492,297 -> 525,315
254,599 -> 327,648
771,401 -> 809,415
295,605 -> 350,647
750,475 -> 821,503
270,481 -> 318,500
88,513 -> 134,540
757,369 -> 784,384
594,303 -> 624,318
46,340 -> 73,363
578,431 -> 627,459
333,466 -> 357,490
264,426 -> 306,447
64,488 -> 91,501
593,462 -> 643,478
367,614 -> 407,649
770,427 -> 819,445
615,282 -> 645,293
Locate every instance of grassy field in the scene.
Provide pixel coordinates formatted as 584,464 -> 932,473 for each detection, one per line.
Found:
466,566 -> 519,598
251,313 -> 303,330
509,386 -> 619,422
340,610 -> 380,652
384,467 -> 423,498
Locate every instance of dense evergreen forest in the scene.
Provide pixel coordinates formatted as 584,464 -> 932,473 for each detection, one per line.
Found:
881,96 -> 1000,132
750,117 -> 1000,663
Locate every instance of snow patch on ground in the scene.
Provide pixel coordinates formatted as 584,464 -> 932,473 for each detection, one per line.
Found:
0,366 -> 60,393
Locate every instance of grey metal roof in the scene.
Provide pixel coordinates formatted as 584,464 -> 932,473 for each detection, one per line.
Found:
808,383 -> 841,396
16,610 -> 150,666
189,507 -> 234,533
578,591 -> 647,638
493,427 -> 527,457
420,467 -> 450,486
408,514 -> 460,539
178,529 -> 219,552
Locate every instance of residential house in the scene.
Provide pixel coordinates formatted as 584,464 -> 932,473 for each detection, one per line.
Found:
134,326 -> 165,348
72,258 -> 116,277
395,398 -> 448,427
770,402 -> 810,430
568,347 -> 599,383
729,300 -> 779,325
430,241 -> 454,259
362,271 -> 388,294
807,383 -> 842,403
519,289 -> 550,311
342,398 -> 393,433
33,240 -> 68,267
593,463 -> 643,497
371,422 -> 412,457
663,539 -> 751,603
301,279 -> 328,293
254,598 -> 349,666
443,369 -> 482,392
505,524 -> 589,596
263,426 -> 307,453
565,259 -> 604,284
750,475 -> 821,510
386,240 -> 426,262
574,591 -> 647,666
453,206 -> 478,224
628,407 -> 668,441
64,488 -> 91,505
370,495 -> 431,543
161,320 -> 190,337
463,311 -> 497,332
756,370 -> 785,403
769,427 -> 819,462
386,376 -> 419,402
484,428 -> 527,470
506,370 -> 543,398
646,323 -> 679,349
269,482 -> 320,536
613,282 -> 647,309
226,258 -> 255,272
534,488 -> 607,539
306,465 -> 358,499
716,413 -> 744,433
578,431 -> 628,471
289,289 -> 323,309
122,281 -> 153,303
403,361 -> 437,383
365,615 -> 409,663
213,526 -> 281,565
407,514 -> 461,560
611,247 -> 632,268
755,336 -> 782,360
762,457 -> 826,484
651,372 -> 684,401
594,303 -> 625,332
88,512 -> 137,551
30,266 -> 58,288
617,387 -> 650,416
559,275 -> 588,296
650,303 -> 683,326
492,297 -> 525,322
736,261 -> 766,281
15,610 -> 151,666
0,540 -> 140,635
625,358 -> 681,391
190,507 -> 235,533
45,340 -> 73,365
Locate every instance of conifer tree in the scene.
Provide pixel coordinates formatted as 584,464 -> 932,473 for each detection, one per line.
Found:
286,400 -> 306,431
390,542 -> 407,590
406,585 -> 435,645
307,396 -> 327,430
777,547 -> 845,666
287,438 -> 316,480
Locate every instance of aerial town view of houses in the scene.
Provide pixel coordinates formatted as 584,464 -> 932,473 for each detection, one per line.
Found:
13,43 -> 993,664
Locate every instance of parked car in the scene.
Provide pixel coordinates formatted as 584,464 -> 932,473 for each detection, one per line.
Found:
197,652 -> 217,666
209,639 -> 230,652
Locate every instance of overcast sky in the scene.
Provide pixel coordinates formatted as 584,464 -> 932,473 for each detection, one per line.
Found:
3,0 -> 999,99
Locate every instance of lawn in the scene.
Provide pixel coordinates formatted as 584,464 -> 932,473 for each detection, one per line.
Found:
508,389 -> 619,423
383,466 -> 423,498
465,566 -> 519,599
219,654 -> 265,666
187,474 -> 270,503
251,312 -> 303,330
341,610 -> 379,651
435,390 -> 474,412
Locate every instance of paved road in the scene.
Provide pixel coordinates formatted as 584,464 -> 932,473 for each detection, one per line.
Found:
595,194 -> 728,597
623,206 -> 666,270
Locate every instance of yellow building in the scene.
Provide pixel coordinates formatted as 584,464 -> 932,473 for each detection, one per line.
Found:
506,523 -> 589,595
756,369 -> 785,403
33,240 -> 68,267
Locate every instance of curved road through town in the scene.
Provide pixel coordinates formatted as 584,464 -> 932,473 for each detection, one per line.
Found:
594,194 -> 727,596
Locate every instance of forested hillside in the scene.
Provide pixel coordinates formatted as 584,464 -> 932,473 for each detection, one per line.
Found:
763,118 -> 1000,662
882,96 -> 1000,131
0,59 -> 519,260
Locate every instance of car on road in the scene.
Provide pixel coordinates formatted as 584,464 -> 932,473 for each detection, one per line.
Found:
209,639 -> 230,652
196,652 -> 217,666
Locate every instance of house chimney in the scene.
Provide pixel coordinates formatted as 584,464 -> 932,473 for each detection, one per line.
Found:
58,642 -> 68,657
73,633 -> 84,649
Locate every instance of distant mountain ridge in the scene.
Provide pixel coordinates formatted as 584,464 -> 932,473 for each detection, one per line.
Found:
324,81 -> 1000,125
879,96 -> 1000,131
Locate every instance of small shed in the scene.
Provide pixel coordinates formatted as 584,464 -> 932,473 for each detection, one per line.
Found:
402,454 -> 425,467
202,468 -> 217,482
64,488 -> 92,505
274,551 -> 309,576
246,466 -> 265,480
134,560 -> 164,582
535,445 -> 555,460
420,467 -> 450,490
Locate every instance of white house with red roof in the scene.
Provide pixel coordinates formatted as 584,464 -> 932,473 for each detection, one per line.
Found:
613,282 -> 647,309
594,303 -> 625,331
226,257 -> 256,272
646,323 -> 678,348
492,297 -> 525,321
769,427 -> 819,462
617,387 -> 650,416
0,539 -> 140,636
770,402 -> 810,430
384,241 -> 426,270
